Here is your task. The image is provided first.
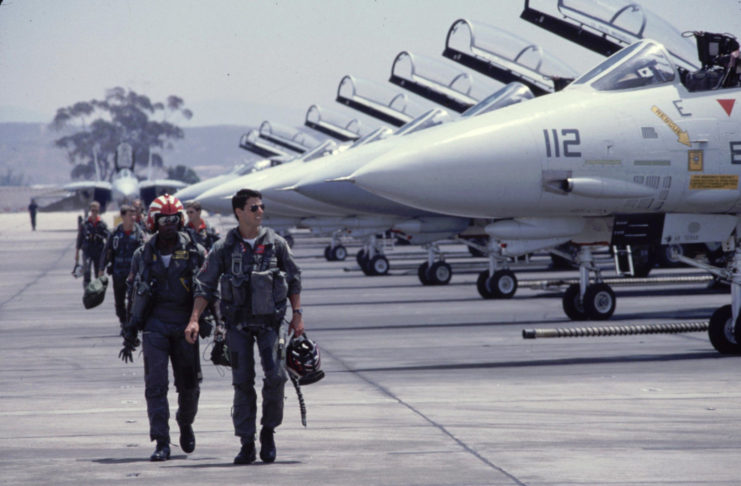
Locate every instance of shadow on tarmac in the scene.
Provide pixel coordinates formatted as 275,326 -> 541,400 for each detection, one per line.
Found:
348,351 -> 729,373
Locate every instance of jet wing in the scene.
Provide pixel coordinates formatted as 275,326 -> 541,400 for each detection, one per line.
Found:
520,0 -> 699,71
389,51 -> 499,112
139,179 -> 188,205
61,180 -> 113,209
336,75 -> 430,127
443,19 -> 578,95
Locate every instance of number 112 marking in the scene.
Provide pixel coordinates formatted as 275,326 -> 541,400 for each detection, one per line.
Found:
543,129 -> 581,157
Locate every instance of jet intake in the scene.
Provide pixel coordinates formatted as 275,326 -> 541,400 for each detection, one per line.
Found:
563,177 -> 657,198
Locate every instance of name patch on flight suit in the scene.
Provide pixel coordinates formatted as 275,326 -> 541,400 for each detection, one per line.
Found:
688,150 -> 704,171
174,250 -> 189,260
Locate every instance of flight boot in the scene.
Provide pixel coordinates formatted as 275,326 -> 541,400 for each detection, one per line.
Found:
150,440 -> 171,462
234,440 -> 256,465
179,423 -> 195,454
259,427 -> 276,463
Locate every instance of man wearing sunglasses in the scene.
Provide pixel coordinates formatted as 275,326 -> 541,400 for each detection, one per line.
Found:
119,194 -> 208,462
187,188 -> 304,465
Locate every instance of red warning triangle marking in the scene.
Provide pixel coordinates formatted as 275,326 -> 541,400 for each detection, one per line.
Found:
717,99 -> 736,116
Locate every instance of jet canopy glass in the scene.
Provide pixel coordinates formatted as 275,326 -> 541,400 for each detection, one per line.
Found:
336,75 -> 429,127
394,108 -> 452,137
258,121 -> 320,154
444,18 -> 578,95
558,0 -> 699,70
304,104 -> 365,142
390,51 -> 499,112
461,82 -> 534,118
573,40 -> 676,91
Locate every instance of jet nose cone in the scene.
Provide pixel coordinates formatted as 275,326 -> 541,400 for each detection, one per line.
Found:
351,118 -> 542,219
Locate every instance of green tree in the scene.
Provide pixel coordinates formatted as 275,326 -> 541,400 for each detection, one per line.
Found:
51,87 -> 193,180
167,165 -> 200,185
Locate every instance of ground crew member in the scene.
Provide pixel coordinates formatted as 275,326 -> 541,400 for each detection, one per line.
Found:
75,201 -> 109,289
187,188 -> 304,465
184,200 -> 220,251
28,198 -> 38,231
99,205 -> 144,329
119,194 -> 207,462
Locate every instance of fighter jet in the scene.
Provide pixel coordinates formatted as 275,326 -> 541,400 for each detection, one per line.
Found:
348,32 -> 741,354
62,142 -> 187,210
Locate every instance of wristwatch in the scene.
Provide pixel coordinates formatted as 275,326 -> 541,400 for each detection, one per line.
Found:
292,308 -> 303,315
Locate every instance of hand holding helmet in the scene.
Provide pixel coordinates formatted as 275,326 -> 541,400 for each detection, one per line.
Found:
286,333 -> 324,385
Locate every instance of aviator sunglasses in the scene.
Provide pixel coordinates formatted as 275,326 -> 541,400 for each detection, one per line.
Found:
249,203 -> 265,213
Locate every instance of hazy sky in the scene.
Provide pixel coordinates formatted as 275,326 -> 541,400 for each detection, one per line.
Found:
1,0 -> 740,128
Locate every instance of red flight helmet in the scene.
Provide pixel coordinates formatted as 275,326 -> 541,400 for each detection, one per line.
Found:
147,194 -> 184,232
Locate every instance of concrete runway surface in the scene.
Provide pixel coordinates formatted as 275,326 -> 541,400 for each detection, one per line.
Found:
1,210 -> 739,486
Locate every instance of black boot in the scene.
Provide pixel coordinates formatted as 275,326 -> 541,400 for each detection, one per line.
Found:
179,423 -> 195,454
150,440 -> 171,462
259,427 -> 276,463
234,441 -> 256,465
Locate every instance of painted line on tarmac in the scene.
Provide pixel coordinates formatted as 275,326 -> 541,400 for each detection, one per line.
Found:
323,347 -> 528,486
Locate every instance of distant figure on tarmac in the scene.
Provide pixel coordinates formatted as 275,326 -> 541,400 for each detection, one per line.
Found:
28,198 -> 38,231
184,200 -> 220,251
75,201 -> 109,289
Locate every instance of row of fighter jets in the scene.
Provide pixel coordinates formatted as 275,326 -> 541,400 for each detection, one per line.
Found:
170,0 -> 741,354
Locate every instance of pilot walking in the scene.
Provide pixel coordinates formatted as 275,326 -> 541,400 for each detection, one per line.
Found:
184,200 -> 220,251
187,188 -> 304,465
99,205 -> 144,329
119,194 -> 208,461
75,201 -> 109,289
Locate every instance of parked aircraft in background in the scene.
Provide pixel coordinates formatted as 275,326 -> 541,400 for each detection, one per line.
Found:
61,142 -> 187,211
349,32 -> 741,353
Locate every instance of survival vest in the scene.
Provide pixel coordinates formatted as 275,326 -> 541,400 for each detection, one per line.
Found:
218,228 -> 288,327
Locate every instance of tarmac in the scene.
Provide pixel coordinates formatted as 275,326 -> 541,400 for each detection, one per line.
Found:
1,210 -> 739,486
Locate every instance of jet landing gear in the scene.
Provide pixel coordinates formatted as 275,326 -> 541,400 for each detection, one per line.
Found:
357,235 -> 389,276
476,248 -> 518,299
703,251 -> 741,354
324,232 -> 347,261
562,246 -> 616,321
417,244 -> 452,286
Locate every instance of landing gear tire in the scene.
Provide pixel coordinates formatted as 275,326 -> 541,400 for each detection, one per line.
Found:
489,269 -> 517,298
331,245 -> 347,261
418,262 -> 432,285
356,249 -> 366,266
366,255 -> 389,276
583,283 -> 615,320
709,304 -> 741,354
324,245 -> 334,261
562,284 -> 588,321
476,271 -> 495,299
426,261 -> 452,285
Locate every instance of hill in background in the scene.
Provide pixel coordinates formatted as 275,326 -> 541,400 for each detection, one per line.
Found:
0,122 -> 256,186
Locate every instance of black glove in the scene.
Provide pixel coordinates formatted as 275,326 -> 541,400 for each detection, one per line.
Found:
119,326 -> 140,363
198,314 -> 214,339
106,264 -> 113,275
